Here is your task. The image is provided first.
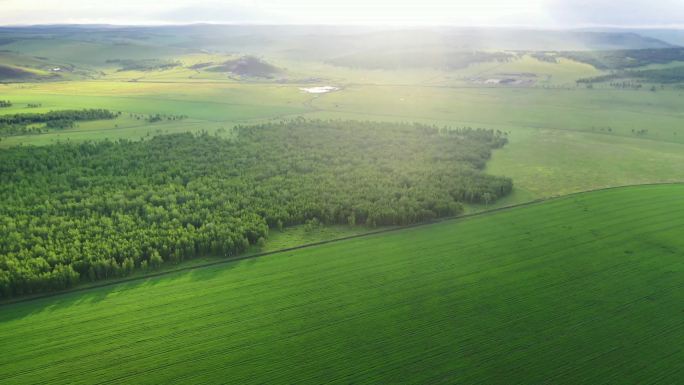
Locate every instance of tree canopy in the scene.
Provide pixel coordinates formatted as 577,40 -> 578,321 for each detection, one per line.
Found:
0,108 -> 117,136
0,119 -> 512,297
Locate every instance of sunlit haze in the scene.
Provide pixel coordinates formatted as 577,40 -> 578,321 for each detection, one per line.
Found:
1,0 -> 683,27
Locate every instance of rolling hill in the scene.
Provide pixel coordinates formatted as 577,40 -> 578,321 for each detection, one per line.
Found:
0,64 -> 38,80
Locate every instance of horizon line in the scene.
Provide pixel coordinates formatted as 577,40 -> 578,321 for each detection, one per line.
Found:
1,22 -> 684,30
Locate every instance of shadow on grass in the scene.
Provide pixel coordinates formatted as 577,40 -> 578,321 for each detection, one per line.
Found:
0,256 -> 255,323
4,182 -> 680,323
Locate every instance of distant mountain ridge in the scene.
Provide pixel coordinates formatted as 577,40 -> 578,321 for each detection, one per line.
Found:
0,25 -> 676,54
0,25 -> 678,74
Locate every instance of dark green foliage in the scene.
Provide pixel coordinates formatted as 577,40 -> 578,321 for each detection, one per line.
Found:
0,100 -> 11,108
0,108 -> 116,136
562,48 -> 684,70
0,64 -> 36,80
577,66 -> 684,85
45,119 -> 75,129
576,73 -> 622,85
147,114 -> 163,123
147,113 -> 186,123
106,59 -> 180,72
529,52 -> 558,63
0,120 -> 511,297
0,108 -> 116,126
206,56 -> 280,77
328,50 -> 514,70
189,62 -> 214,70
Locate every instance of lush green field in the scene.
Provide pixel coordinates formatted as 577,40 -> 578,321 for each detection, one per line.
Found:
306,85 -> 684,198
0,80 -> 311,147
3,76 -> 684,202
2,184 -> 684,384
486,127 -> 684,198
312,86 -> 684,143
3,26 -> 684,384
3,43 -> 684,204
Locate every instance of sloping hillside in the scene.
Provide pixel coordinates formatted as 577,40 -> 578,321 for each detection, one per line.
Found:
205,55 -> 281,77
0,64 -> 37,80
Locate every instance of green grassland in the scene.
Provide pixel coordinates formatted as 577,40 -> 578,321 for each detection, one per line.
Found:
2,54 -> 684,202
2,33 -> 684,282
312,85 -> 684,142
486,127 -> 684,198
0,80 -> 312,145
446,55 -> 601,86
0,38 -> 186,68
2,27 -> 684,383
306,85 -> 684,199
2,184 -> 684,384
261,224 -> 392,252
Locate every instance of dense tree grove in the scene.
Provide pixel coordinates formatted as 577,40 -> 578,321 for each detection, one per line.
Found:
0,119 -> 512,297
147,113 -> 187,123
106,59 -> 180,72
0,100 -> 11,108
0,109 -> 117,136
561,48 -> 684,70
205,56 -> 281,77
328,51 -> 514,70
577,66 -> 684,87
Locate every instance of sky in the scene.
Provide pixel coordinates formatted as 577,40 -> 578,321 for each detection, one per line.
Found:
1,0 -> 683,27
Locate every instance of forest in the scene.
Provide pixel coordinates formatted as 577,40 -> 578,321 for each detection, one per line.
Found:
106,59 -> 181,72
577,66 -> 684,85
0,119 -> 512,298
0,108 -> 117,136
327,50 -> 514,70
561,48 -> 684,70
